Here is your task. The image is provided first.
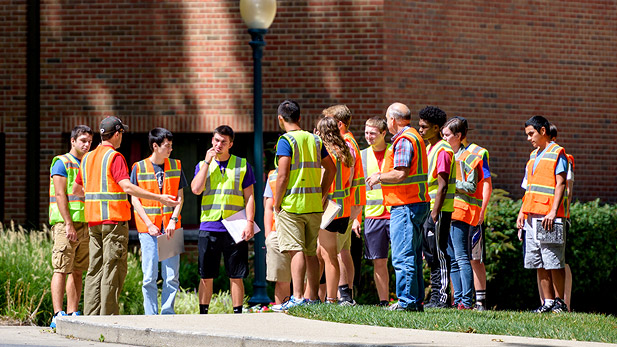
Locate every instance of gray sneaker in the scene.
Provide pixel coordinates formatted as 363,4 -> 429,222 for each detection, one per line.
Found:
339,299 -> 357,306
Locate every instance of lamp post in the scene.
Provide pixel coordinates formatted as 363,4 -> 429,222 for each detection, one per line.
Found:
240,0 -> 276,306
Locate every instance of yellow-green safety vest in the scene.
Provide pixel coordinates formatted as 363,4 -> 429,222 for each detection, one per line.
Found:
361,145 -> 391,217
275,130 -> 323,214
426,140 -> 456,213
199,155 -> 247,221
49,153 -> 85,225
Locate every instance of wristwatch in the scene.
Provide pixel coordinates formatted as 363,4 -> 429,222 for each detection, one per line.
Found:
171,217 -> 179,223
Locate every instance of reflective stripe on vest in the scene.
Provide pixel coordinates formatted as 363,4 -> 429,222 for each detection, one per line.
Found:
382,127 -> 430,206
344,132 -> 366,206
81,145 -> 131,222
452,150 -> 484,226
426,140 -> 455,213
132,157 -> 182,233
328,153 -> 352,218
275,131 -> 324,214
361,144 -> 391,217
521,143 -> 567,218
466,143 -> 490,167
49,154 -> 86,224
200,155 -> 247,221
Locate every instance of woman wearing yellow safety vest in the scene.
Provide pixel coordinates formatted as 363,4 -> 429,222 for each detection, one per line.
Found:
441,117 -> 484,310
315,117 -> 355,304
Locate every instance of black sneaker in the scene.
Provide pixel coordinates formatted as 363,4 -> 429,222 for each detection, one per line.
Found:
474,300 -> 487,311
551,298 -> 568,313
533,301 -> 555,313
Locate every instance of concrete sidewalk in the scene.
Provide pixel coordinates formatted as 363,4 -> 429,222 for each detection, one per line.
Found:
55,313 -> 615,347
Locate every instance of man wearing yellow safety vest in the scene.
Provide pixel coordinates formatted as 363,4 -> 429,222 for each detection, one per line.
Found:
459,116 -> 493,311
271,100 -> 335,311
366,103 -> 430,312
191,125 -> 256,315
49,125 -> 93,328
322,105 -> 366,305
73,116 -> 179,315
360,116 -> 392,306
417,107 -> 456,309
516,116 -> 569,313
130,128 -> 187,315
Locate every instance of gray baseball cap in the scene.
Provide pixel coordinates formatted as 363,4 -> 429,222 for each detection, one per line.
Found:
100,116 -> 128,135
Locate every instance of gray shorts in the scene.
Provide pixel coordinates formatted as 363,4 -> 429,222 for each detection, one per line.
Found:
363,218 -> 390,259
523,215 -> 565,270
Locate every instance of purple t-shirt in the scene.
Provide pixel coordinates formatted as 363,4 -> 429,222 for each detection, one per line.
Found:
194,158 -> 256,232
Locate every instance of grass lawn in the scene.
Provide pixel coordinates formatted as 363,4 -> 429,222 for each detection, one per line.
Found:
288,304 -> 617,344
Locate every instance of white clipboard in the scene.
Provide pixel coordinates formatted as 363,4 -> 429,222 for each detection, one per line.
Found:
157,228 -> 185,261
320,200 -> 341,229
222,209 -> 261,244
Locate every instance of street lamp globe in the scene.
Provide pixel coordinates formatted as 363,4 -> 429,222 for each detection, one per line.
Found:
240,0 -> 277,29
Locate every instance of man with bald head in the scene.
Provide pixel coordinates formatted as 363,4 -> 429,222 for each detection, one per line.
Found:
366,103 -> 430,311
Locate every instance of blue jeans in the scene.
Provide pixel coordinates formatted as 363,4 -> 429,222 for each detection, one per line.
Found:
447,220 -> 473,307
389,202 -> 430,309
139,233 -> 180,315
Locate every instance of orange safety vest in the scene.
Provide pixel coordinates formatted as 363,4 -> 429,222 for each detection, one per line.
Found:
132,157 -> 182,233
522,143 -> 568,218
382,127 -> 430,206
80,145 -> 131,222
452,150 -> 484,226
328,151 -> 352,218
267,169 -> 277,232
343,132 -> 366,206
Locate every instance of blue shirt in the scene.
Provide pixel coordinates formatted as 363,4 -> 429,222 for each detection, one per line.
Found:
276,134 -> 330,159
392,126 -> 414,168
50,153 -> 80,178
195,159 -> 256,232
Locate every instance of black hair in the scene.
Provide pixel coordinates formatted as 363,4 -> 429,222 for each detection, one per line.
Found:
525,115 -> 551,134
277,100 -> 301,123
101,132 -> 114,141
148,127 -> 173,151
549,123 -> 558,140
418,106 -> 447,128
214,125 -> 235,142
71,125 -> 93,140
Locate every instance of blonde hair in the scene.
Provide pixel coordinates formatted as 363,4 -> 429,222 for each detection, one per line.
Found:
316,117 -> 354,168
322,104 -> 351,127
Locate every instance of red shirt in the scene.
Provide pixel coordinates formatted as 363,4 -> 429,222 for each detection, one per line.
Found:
75,145 -> 130,226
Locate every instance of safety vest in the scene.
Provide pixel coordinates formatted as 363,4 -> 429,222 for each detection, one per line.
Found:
49,153 -> 85,225
426,140 -> 456,213
466,143 -> 490,167
521,143 -> 568,218
361,144 -> 391,217
132,157 -> 182,233
328,152 -> 352,219
199,155 -> 247,221
267,169 -> 277,231
452,150 -> 484,225
565,153 -> 574,218
343,132 -> 366,206
80,145 -> 131,222
382,127 -> 430,206
275,131 -> 323,214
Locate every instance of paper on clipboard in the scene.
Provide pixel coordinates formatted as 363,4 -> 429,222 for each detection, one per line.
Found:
222,209 -> 261,244
157,228 -> 185,262
320,200 -> 341,229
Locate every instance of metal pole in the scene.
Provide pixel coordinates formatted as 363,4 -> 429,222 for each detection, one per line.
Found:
248,28 -> 271,305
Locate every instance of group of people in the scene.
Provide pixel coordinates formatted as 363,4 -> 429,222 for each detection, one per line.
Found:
48,100 -> 572,326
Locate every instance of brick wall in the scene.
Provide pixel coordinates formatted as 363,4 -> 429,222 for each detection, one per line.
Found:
2,0 -> 616,225
0,0 -> 28,223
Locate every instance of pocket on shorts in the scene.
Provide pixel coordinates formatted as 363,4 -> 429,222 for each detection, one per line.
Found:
52,244 -> 69,271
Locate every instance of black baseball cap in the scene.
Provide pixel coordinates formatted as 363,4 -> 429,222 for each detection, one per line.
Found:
100,116 -> 129,135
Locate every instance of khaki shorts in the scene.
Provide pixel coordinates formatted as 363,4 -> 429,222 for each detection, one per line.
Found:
275,209 -> 322,256
265,232 -> 291,282
336,219 -> 354,253
51,222 -> 89,273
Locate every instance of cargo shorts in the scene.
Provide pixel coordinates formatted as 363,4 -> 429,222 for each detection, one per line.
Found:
51,222 -> 89,273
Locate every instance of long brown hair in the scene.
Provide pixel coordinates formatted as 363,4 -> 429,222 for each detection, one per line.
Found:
316,117 -> 354,168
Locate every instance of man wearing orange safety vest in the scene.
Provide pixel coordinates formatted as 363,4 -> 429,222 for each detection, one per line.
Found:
73,117 -> 179,315
366,103 -> 430,312
130,128 -> 187,315
516,116 -> 569,314
322,105 -> 365,305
